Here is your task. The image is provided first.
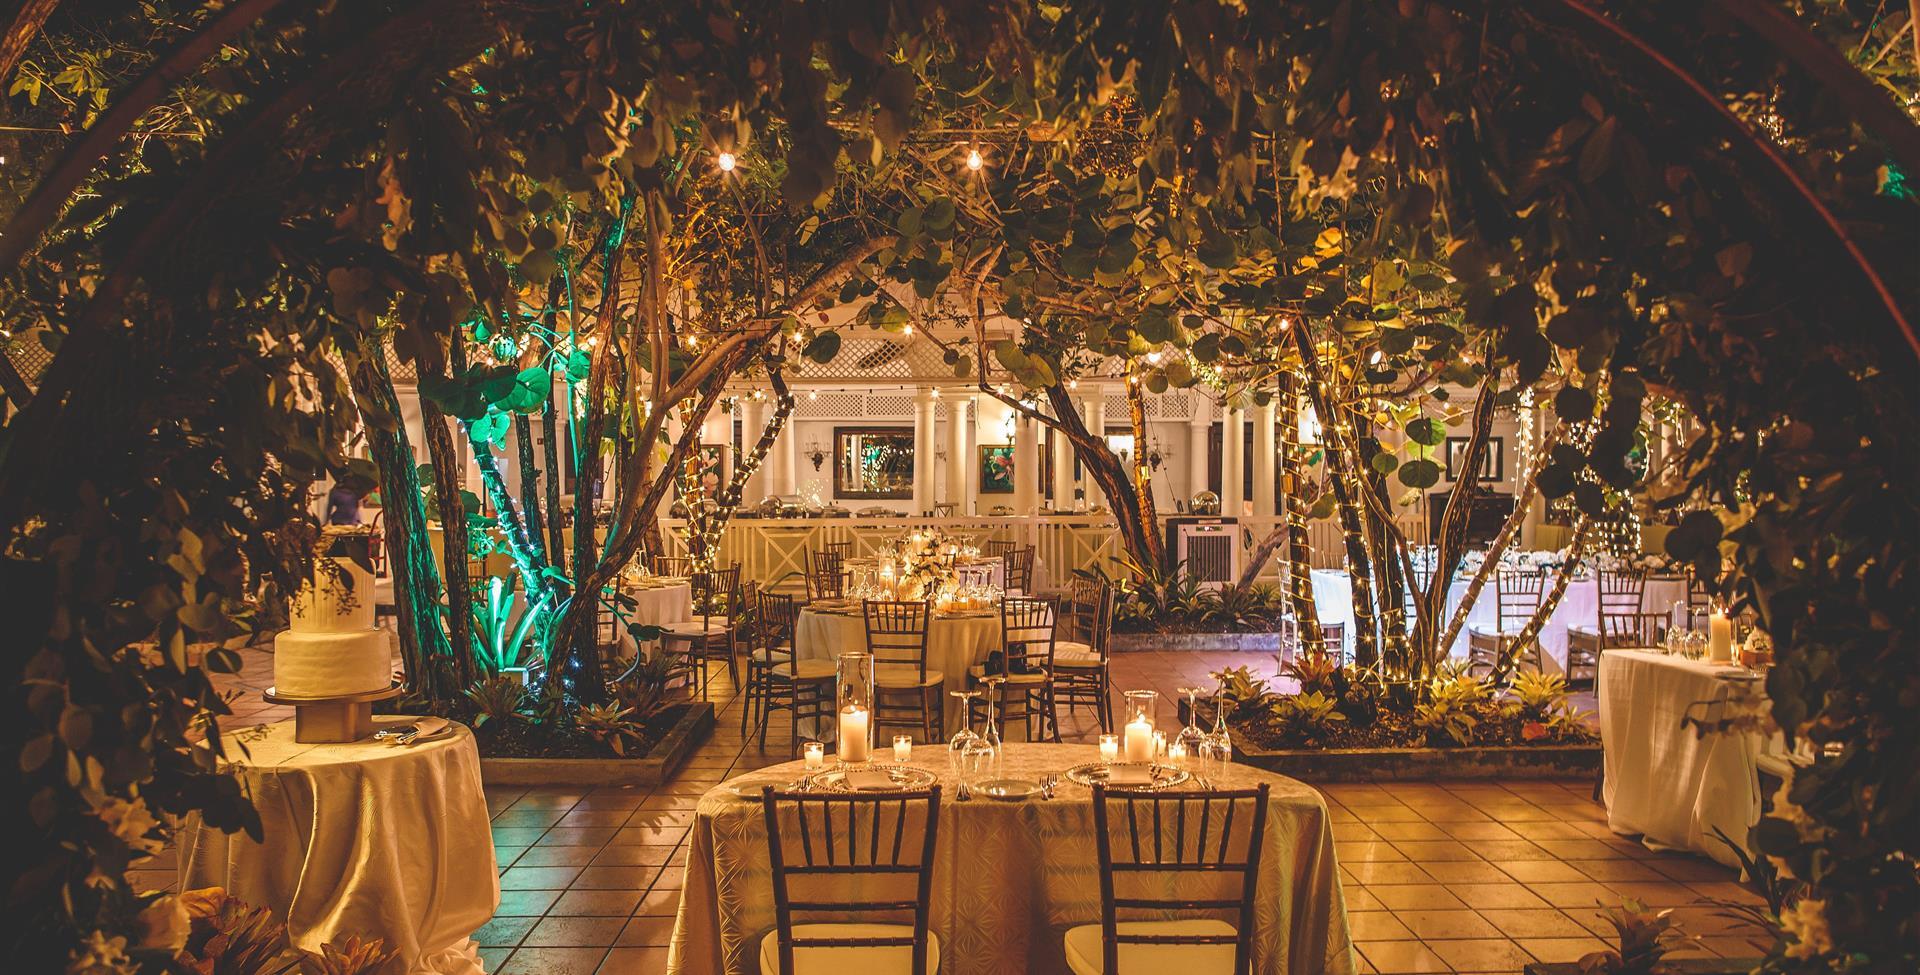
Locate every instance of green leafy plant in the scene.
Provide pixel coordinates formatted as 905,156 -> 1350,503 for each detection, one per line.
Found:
612,653 -> 676,722
576,703 -> 646,756
1274,691 -> 1348,741
1283,650 -> 1339,697
1576,900 -> 1690,974
1207,664 -> 1273,717
462,675 -> 526,728
467,575 -> 541,675
1508,670 -> 1570,721
1413,697 -> 1479,747
1330,664 -> 1384,727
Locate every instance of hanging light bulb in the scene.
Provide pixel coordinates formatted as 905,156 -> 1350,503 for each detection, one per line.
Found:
716,151 -> 737,173
965,147 -> 983,171
1370,350 -> 1384,365
931,387 -> 941,398
808,389 -> 818,401
903,324 -> 914,336
1067,378 -> 1079,390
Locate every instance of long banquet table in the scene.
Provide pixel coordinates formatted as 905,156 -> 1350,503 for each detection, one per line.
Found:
667,742 -> 1355,975
793,603 -> 1004,733
1598,649 -> 1767,867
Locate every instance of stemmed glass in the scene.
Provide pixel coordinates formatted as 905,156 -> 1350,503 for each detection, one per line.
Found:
1175,686 -> 1209,769
978,676 -> 1006,781
957,738 -> 995,801
947,689 -> 982,776
1203,682 -> 1234,785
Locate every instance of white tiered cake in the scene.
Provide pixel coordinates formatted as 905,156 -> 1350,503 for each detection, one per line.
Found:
274,539 -> 392,699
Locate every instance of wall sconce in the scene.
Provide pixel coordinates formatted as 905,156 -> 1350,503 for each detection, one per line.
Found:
803,439 -> 826,471
1146,435 -> 1173,472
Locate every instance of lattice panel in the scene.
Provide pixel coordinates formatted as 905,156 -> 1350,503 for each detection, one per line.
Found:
795,392 -> 868,419
792,336 -> 955,381
865,394 -> 913,418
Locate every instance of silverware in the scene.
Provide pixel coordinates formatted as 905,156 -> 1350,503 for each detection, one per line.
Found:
956,780 -> 973,802
373,725 -> 418,741
1041,773 -> 1057,799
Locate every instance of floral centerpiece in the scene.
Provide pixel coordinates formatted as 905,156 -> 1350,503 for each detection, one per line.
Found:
868,530 -> 992,607
1457,546 -> 1590,580
1597,550 -> 1679,575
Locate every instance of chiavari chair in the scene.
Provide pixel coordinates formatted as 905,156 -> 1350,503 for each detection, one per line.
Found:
748,589 -> 835,749
660,563 -> 742,697
1567,568 -> 1664,689
1052,582 -> 1115,733
968,595 -> 1059,741
652,554 -> 693,578
1467,568 -> 1548,680
1063,784 -> 1271,975
759,786 -> 943,975
1002,546 -> 1035,593
807,549 -> 847,601
863,600 -> 945,743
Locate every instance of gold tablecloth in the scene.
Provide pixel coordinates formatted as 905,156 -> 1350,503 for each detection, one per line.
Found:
666,742 -> 1355,974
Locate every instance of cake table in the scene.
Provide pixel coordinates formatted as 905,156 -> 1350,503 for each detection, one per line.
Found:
179,716 -> 498,975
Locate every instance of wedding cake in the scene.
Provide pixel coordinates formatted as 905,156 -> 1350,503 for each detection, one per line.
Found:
274,529 -> 392,698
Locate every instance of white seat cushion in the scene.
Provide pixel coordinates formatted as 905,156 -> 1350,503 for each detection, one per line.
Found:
1052,641 -> 1102,667
1062,920 -> 1238,975
759,923 -> 940,975
751,647 -> 794,663
1467,623 -> 1524,639
771,659 -> 837,681
875,665 -> 944,688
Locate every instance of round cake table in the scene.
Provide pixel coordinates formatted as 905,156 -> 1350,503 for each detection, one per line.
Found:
178,717 -> 498,975
667,742 -> 1355,975
794,605 -> 1003,732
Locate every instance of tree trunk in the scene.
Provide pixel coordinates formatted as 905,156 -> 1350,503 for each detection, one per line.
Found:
1275,371 -> 1325,648
1437,423 -> 1564,655
419,375 -> 472,690
1295,329 -> 1378,664
349,338 -> 451,698
514,411 -> 545,561
1491,518 -> 1592,683
543,395 -> 565,572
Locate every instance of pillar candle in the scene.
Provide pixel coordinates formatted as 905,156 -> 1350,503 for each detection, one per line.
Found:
1123,715 -> 1155,763
838,707 -> 871,763
1708,611 -> 1734,663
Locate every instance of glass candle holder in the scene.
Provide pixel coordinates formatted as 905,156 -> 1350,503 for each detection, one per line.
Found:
1098,734 -> 1119,763
1121,690 -> 1159,763
803,741 -> 825,770
893,735 -> 913,762
836,652 -> 874,764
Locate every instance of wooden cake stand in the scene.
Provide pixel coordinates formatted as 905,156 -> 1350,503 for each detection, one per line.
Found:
263,683 -> 404,743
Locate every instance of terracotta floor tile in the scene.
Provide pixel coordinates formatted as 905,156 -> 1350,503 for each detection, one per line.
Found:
1343,803 -> 1426,822
1357,940 -> 1453,974
1349,911 -> 1417,941
598,946 -> 673,974
500,865 -> 585,890
1448,884 -> 1552,910
509,792 -> 587,810
1426,937 -> 1535,972
523,916 -> 626,947
1369,821 -> 1452,842
537,827 -> 620,847
1493,860 -> 1589,884
1368,885 -> 1470,911
1515,937 -> 1609,963
1533,839 -> 1627,860
1338,841 -> 1411,862
1390,840 -> 1478,861
571,865 -> 661,890
478,946 -> 513,970
1344,887 -> 1388,912
1696,934 -> 1773,959
1526,882 -> 1619,909
1474,909 -> 1591,938
490,826 -> 549,846
1506,821 -> 1589,840
558,809 -> 633,828
1345,861 -> 1436,885
590,844 -> 679,867
516,846 -> 600,867
1567,859 -> 1669,883
1646,857 -> 1734,882
1416,802 -> 1493,822
1684,881 -> 1765,905
496,946 -> 609,975
1605,881 -> 1712,908
635,888 -> 684,916
1437,821 -> 1523,841
474,916 -> 539,947
494,889 -> 563,917
492,808 -> 569,828
618,915 -> 679,947
1333,822 -> 1383,841
615,825 -> 690,845
1471,839 -> 1553,861
1416,860 -> 1511,884
494,847 -> 528,870
550,889 -> 646,916
1393,909 -> 1504,940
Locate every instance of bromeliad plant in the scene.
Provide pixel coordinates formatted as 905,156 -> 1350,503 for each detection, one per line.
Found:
468,576 -> 540,677
575,704 -> 646,756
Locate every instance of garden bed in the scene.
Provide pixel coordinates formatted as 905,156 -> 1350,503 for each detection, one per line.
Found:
1229,734 -> 1600,781
1111,631 -> 1284,653
475,701 -> 714,787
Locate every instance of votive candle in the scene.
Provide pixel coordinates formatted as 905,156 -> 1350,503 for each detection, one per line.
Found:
893,735 -> 913,762
1099,734 -> 1120,763
803,742 -> 825,770
1152,730 -> 1168,760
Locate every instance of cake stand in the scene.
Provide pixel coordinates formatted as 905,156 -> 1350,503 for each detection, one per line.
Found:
263,683 -> 404,743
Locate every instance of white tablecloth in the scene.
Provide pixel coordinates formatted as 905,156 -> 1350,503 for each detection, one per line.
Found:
1598,650 -> 1764,867
794,607 -> 1003,733
616,581 -> 695,657
1307,566 -> 1688,674
180,718 -> 498,974
668,743 -> 1355,975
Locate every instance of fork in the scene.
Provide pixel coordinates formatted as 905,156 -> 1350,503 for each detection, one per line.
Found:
1040,773 -> 1057,799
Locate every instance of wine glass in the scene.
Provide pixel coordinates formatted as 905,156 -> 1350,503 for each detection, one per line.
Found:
958,738 -> 996,801
978,676 -> 1006,781
1205,683 -> 1234,783
1175,686 -> 1209,767
947,689 -> 981,776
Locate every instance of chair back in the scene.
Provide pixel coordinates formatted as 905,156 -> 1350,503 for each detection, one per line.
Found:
1003,547 -> 1035,592
1493,569 -> 1548,631
998,596 -> 1058,675
823,540 -> 854,561
691,564 -> 742,618
1298,621 -> 1346,664
808,550 -> 846,600
1091,784 -> 1271,975
1596,569 -> 1648,647
931,502 -> 957,518
1684,570 -> 1713,628
761,787 -> 942,975
985,538 -> 1018,558
1403,560 -> 1436,622
652,555 -> 693,578
863,600 -> 932,679
1073,583 -> 1116,659
757,589 -> 800,653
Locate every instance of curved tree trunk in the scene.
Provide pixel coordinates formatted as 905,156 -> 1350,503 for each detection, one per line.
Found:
1275,371 -> 1324,647
514,412 -> 545,562
1295,328 -> 1378,664
419,361 -> 472,692
1491,518 -> 1592,684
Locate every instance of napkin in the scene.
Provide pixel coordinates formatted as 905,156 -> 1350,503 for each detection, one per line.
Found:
1107,764 -> 1153,785
844,769 -> 899,791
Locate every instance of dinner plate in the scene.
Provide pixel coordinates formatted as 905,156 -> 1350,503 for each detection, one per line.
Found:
805,763 -> 937,793
978,778 -> 1041,801
1063,762 -> 1191,791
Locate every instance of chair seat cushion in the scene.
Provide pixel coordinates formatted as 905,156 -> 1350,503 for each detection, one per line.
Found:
1062,920 -> 1238,975
751,646 -> 793,663
663,617 -> 733,636
1052,641 -> 1102,667
759,924 -> 940,975
967,663 -> 1050,683
874,664 -> 944,688
771,659 -> 837,681
1467,623 -> 1524,639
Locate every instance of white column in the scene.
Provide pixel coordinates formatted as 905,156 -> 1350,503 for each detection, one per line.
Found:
1014,410 -> 1040,515
1221,404 -> 1244,515
1187,402 -> 1210,512
961,397 -> 981,514
1049,406 -> 1074,512
740,399 -> 768,500
912,387 -> 938,515
1252,397 -> 1277,517
945,395 -> 969,509
1079,391 -> 1105,511
768,406 -> 797,496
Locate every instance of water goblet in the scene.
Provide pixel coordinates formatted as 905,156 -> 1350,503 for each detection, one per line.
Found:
947,689 -> 982,776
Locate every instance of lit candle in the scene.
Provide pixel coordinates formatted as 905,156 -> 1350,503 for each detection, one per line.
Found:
893,735 -> 913,762
1123,715 -> 1155,763
804,742 -> 825,770
1167,742 -> 1188,766
1708,610 -> 1734,663
1153,730 -> 1168,760
1099,734 -> 1120,763
838,706 -> 871,763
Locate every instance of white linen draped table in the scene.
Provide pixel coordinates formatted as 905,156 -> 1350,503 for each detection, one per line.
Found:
1306,566 -> 1689,674
793,605 -> 1003,733
666,742 -> 1355,975
614,580 -> 694,658
845,556 -> 1008,591
1598,649 -> 1764,868
178,717 -> 498,975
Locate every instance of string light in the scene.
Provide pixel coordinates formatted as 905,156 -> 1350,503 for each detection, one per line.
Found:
965,148 -> 984,171
903,324 -> 914,336
716,151 -> 737,173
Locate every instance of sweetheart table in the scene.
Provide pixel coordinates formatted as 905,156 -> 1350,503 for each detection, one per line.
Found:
667,742 -> 1355,975
178,717 -> 497,974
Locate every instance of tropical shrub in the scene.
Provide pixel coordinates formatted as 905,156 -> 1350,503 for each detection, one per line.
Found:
1207,665 -> 1271,718
1282,650 -> 1339,697
462,675 -> 525,728
1576,901 -> 1690,975
1273,691 -> 1347,742
576,704 -> 645,756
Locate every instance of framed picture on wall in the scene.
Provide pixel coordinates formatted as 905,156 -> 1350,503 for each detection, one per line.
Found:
979,444 -> 1015,494
1444,436 -> 1504,483
832,426 -> 914,499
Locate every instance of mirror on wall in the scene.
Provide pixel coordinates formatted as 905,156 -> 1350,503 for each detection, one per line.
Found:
833,426 -> 915,499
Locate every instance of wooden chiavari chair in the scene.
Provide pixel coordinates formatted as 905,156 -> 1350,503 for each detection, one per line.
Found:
807,549 -> 846,601
1002,546 -> 1035,593
660,564 -> 742,697
747,590 -> 835,748
969,595 -> 1059,741
760,786 -> 943,975
1467,568 -> 1548,680
1063,784 -> 1272,975
652,554 -> 693,578
863,600 -> 945,743
823,540 -> 854,562
1567,568 -> 1664,689
985,538 -> 1018,559
1052,582 -> 1115,733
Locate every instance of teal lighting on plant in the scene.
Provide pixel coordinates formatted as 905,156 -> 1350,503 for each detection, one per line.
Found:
1883,162 -> 1915,202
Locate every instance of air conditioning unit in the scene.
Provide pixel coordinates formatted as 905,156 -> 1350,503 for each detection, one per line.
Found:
1175,521 -> 1241,591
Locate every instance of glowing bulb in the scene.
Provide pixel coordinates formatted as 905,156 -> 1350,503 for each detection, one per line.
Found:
903,324 -> 914,336
1370,350 -> 1384,365
1146,350 -> 1163,364
965,148 -> 983,171
808,389 -> 818,401
931,387 -> 941,398
1067,379 -> 1078,390
716,151 -> 737,173
584,336 -> 598,348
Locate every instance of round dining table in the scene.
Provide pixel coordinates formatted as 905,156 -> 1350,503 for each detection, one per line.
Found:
793,603 -> 1003,733
178,717 -> 497,975
614,579 -> 695,657
666,742 -> 1356,975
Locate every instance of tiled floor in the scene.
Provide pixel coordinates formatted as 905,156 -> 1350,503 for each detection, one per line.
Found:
201,638 -> 1768,974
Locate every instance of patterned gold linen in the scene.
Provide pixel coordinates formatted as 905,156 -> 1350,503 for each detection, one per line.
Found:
794,607 -> 1004,732
667,742 -> 1355,975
